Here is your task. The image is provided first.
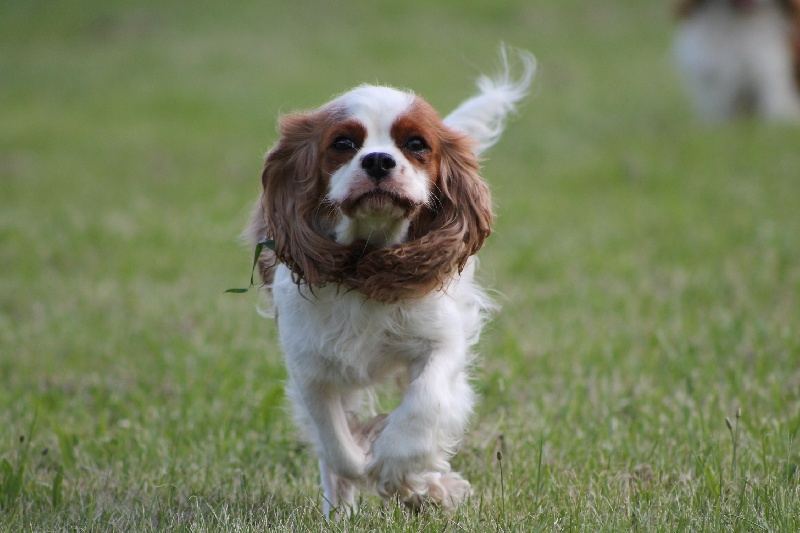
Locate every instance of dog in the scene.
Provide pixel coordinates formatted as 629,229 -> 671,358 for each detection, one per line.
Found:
674,0 -> 800,120
245,48 -> 535,517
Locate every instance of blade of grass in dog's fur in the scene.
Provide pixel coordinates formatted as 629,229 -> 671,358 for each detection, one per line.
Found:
225,240 -> 275,293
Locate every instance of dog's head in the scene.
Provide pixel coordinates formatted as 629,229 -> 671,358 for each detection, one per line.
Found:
252,85 -> 493,302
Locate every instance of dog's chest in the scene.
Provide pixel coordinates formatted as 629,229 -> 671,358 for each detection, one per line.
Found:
326,300 -> 434,378
278,287 -> 442,386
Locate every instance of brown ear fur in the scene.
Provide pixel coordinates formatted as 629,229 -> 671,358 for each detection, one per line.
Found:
251,111 -> 493,302
255,109 -> 354,289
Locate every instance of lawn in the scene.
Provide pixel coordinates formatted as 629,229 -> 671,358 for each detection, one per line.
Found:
2,0 -> 799,530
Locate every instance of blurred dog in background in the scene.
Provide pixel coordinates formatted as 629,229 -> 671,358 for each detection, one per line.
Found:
674,0 -> 800,120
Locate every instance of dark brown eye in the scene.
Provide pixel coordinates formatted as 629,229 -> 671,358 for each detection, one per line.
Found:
404,136 -> 428,154
332,137 -> 358,152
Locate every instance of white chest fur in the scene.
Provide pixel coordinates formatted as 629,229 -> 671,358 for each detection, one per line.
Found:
271,260 -> 487,388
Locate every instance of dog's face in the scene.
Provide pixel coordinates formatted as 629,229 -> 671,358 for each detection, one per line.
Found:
256,84 -> 493,302
321,87 -> 444,246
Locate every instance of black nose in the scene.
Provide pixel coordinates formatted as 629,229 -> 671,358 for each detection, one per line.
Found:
361,152 -> 396,182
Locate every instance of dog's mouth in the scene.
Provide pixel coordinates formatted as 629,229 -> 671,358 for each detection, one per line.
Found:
340,189 -> 419,219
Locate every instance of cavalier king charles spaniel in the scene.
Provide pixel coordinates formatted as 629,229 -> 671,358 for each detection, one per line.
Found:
674,0 -> 800,120
245,48 -> 535,517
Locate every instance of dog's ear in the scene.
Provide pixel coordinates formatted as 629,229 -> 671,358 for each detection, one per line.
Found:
259,111 -> 342,287
435,128 -> 494,262
405,127 -> 493,268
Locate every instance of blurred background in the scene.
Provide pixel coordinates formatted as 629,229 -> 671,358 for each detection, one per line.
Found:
2,0 -> 691,399
1,0 -> 799,526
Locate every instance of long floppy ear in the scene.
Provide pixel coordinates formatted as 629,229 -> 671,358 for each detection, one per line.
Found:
405,127 -> 493,266
254,109 -> 347,287
435,128 -> 494,262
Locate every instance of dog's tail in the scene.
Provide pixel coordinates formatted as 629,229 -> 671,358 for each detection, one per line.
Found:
444,45 -> 536,156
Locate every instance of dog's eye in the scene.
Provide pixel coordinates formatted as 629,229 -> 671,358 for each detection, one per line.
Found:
332,137 -> 358,152
404,136 -> 429,154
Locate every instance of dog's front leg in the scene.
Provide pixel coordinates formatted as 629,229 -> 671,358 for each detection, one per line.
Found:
365,348 -> 474,509
320,458 -> 356,518
287,380 -> 366,516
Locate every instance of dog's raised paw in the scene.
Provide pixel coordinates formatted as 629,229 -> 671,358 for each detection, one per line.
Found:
401,471 -> 471,511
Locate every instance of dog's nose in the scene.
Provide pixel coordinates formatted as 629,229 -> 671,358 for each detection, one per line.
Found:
361,152 -> 396,182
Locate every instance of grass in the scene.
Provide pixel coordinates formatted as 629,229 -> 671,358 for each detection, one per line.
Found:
2,0 -> 799,530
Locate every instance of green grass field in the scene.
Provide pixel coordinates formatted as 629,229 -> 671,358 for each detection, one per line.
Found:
2,0 -> 799,530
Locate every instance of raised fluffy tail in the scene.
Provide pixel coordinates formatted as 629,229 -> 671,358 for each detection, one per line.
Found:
444,46 -> 536,155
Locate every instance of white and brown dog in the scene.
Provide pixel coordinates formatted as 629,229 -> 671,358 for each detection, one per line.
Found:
674,0 -> 800,120
245,48 -> 535,517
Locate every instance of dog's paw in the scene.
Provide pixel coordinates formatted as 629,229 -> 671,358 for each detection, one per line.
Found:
365,415 -> 466,506
365,424 -> 437,495
402,472 -> 472,512
365,453 -> 426,499
429,471 -> 472,509
366,449 -> 471,510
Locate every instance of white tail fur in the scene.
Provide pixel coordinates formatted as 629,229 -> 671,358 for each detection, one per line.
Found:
444,46 -> 537,155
